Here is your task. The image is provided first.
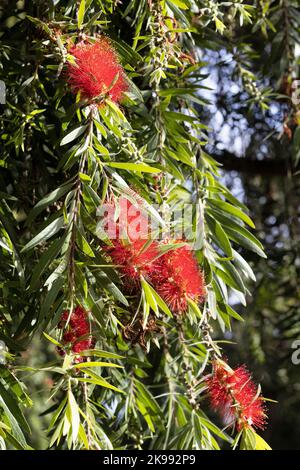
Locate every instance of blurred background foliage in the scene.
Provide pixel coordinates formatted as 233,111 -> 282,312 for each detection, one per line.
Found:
197,5 -> 300,448
0,0 -> 299,450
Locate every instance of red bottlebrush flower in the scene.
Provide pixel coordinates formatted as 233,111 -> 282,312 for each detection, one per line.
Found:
150,241 -> 206,313
62,331 -> 77,343
72,340 -> 92,354
206,359 -> 267,431
66,38 -> 128,104
107,238 -> 160,288
104,196 -> 160,289
57,306 -> 94,361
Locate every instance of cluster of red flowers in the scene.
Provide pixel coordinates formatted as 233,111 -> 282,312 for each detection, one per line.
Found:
105,198 -> 206,313
57,306 -> 94,362
151,241 -> 206,312
66,37 -> 127,104
107,239 -> 160,287
104,197 -> 160,288
206,359 -> 267,431
61,35 -> 271,437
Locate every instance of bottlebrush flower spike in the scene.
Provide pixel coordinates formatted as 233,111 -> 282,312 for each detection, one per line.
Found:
206,359 -> 267,431
150,240 -> 206,313
104,197 -> 160,289
66,37 -> 128,104
107,239 -> 161,288
57,306 -> 94,362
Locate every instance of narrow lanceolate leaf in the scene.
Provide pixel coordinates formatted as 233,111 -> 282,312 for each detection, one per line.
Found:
40,279 -> 63,324
60,125 -> 88,146
22,216 -> 64,252
76,373 -> 124,393
0,384 -> 30,442
26,183 -> 74,225
105,162 -> 161,173
141,278 -> 172,317
208,207 -> 266,257
169,0 -> 189,10
93,270 -> 129,306
68,390 -> 80,444
207,198 -> 255,228
232,249 -> 256,282
213,265 -> 245,293
43,332 -> 63,348
253,432 -> 272,450
73,361 -> 123,369
79,350 -> 124,360
224,226 -> 266,258
30,231 -> 69,290
141,277 -> 159,317
76,230 -> 95,257
205,214 -> 233,257
77,0 -> 86,29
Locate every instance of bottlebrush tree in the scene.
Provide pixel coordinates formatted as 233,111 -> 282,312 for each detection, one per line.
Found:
1,0 -> 288,450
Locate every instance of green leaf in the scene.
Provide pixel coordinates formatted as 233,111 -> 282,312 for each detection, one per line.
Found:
93,270 -> 129,306
207,198 -> 255,228
187,297 -> 202,318
135,379 -> 161,414
60,125 -> 88,146
68,390 -> 80,444
233,249 -> 256,282
224,226 -> 266,258
26,183 -> 74,225
76,373 -> 124,393
105,162 -> 161,173
254,432 -> 272,450
76,230 -> 94,257
40,279 -> 63,324
30,231 -> 69,290
79,349 -> 124,360
79,172 -> 91,182
168,0 -> 189,10
214,17 -> 226,34
197,410 -> 232,443
141,277 -> 159,317
0,384 -> 30,444
213,264 -> 245,293
22,216 -> 64,252
146,283 -> 173,318
73,361 -> 123,369
47,396 -> 68,432
77,0 -> 86,28
205,214 -> 233,257
208,207 -> 266,258
240,427 -> 256,450
43,332 -> 63,348
0,428 -> 27,450
219,260 -> 246,293
106,99 -> 128,122
78,422 -> 89,449
136,399 -> 155,432
218,302 -> 244,322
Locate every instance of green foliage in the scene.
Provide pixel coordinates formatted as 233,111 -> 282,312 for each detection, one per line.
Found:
3,0 -> 298,450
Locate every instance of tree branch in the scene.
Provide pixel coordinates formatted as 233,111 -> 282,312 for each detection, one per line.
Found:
212,150 -> 290,176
